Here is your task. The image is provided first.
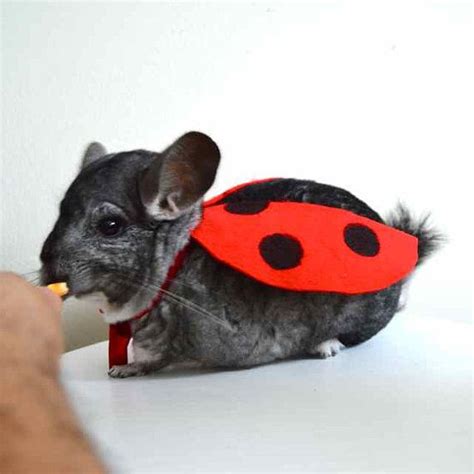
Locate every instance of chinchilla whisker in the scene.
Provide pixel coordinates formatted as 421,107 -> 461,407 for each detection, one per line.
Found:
20,269 -> 41,278
112,272 -> 234,332
124,277 -> 233,331
21,269 -> 41,275
64,263 -> 232,331
158,288 -> 234,332
25,276 -> 41,285
161,291 -> 233,331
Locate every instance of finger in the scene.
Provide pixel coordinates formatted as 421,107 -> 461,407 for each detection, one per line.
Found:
38,287 -> 63,314
0,273 -> 63,314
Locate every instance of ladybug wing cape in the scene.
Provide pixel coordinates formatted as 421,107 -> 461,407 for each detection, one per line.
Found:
191,182 -> 418,294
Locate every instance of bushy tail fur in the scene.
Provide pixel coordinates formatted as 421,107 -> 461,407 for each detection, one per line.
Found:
386,203 -> 443,266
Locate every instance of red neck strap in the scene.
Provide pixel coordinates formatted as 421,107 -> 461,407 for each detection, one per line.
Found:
108,245 -> 190,369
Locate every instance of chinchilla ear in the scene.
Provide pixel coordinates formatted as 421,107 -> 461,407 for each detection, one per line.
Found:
139,131 -> 220,220
81,142 -> 107,169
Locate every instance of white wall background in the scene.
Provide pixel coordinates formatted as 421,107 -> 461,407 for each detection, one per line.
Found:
1,1 -> 472,349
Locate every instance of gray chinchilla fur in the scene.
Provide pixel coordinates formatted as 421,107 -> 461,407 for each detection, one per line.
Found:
40,132 -> 442,378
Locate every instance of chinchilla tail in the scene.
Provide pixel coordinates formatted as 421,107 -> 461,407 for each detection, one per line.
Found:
386,203 -> 444,266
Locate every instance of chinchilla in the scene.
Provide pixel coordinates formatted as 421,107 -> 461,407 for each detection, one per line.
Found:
40,132 -> 442,378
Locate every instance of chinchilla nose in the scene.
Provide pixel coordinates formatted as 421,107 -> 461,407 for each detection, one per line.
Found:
40,227 -> 69,285
40,242 -> 53,263
40,221 -> 64,264
40,257 -> 69,286
40,232 -> 56,264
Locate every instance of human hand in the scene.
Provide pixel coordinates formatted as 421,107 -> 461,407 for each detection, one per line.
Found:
0,272 -> 64,378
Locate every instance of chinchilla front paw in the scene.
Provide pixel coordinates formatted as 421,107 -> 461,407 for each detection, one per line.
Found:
108,358 -> 170,378
108,363 -> 149,378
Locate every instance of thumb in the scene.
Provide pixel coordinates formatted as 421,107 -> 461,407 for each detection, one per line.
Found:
38,287 -> 63,314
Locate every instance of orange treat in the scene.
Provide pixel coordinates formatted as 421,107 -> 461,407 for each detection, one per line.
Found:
46,282 -> 69,297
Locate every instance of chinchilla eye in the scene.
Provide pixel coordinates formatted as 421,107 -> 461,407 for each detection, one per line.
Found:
97,216 -> 125,237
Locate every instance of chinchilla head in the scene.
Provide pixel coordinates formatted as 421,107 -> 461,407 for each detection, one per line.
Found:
40,132 -> 220,322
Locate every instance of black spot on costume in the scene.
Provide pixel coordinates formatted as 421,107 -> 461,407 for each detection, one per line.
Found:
259,233 -> 304,270
344,224 -> 380,257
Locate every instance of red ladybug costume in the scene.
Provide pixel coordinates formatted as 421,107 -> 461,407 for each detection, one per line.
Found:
109,179 -> 418,368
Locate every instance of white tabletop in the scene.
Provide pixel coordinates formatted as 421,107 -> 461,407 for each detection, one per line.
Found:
61,314 -> 472,473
